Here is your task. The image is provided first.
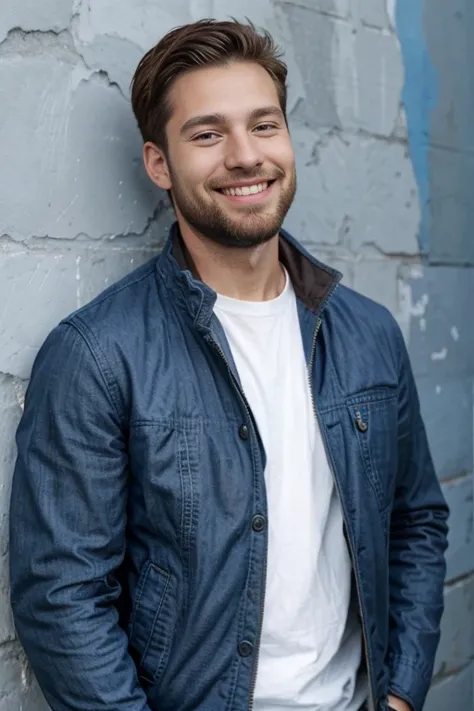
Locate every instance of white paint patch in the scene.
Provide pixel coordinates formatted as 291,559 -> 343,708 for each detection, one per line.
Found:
431,348 -> 448,361
436,385 -> 442,395
12,377 -> 27,411
451,326 -> 460,342
410,265 -> 424,280
420,318 -> 426,332
412,293 -> 429,316
400,283 -> 429,321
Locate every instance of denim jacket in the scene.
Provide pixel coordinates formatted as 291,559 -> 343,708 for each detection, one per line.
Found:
10,224 -> 449,711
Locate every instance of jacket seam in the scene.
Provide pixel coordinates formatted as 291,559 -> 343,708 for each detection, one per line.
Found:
318,393 -> 397,416
63,318 -> 123,423
389,653 -> 432,678
71,262 -> 157,317
389,316 -> 404,393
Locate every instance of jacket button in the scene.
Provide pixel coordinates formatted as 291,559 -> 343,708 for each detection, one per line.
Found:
252,515 -> 266,533
238,640 -> 253,657
239,424 -> 249,440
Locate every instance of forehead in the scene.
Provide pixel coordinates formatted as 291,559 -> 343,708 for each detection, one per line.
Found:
167,62 -> 281,124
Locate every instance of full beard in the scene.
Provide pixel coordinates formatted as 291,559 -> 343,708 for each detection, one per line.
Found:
169,168 -> 297,249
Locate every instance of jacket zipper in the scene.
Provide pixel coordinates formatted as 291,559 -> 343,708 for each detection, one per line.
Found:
206,333 -> 268,711
308,317 -> 376,711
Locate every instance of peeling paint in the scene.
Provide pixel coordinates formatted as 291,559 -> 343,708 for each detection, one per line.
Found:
409,264 -> 424,279
431,348 -> 448,361
399,281 -> 430,328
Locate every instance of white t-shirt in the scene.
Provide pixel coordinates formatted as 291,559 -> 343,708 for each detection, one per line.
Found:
214,269 -> 367,711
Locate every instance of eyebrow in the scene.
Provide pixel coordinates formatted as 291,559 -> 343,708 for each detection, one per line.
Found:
179,105 -> 284,136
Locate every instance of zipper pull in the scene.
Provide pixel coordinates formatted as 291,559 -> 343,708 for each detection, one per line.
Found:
355,410 -> 368,433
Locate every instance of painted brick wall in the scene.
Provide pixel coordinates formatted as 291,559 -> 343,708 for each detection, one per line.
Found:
0,0 -> 472,708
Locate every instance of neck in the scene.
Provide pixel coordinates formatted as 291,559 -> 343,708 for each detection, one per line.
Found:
177,219 -> 285,302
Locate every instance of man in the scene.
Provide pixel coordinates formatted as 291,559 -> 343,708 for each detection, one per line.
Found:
10,19 -> 448,711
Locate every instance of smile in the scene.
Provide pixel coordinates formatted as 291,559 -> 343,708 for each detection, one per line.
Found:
221,181 -> 270,196
216,180 -> 276,202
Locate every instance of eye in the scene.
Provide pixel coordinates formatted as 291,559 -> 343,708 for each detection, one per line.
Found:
254,123 -> 278,133
192,131 -> 220,142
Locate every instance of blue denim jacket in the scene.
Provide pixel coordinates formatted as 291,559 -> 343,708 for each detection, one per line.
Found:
10,224 -> 449,711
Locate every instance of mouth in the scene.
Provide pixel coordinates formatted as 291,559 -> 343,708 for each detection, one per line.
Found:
214,180 -> 276,203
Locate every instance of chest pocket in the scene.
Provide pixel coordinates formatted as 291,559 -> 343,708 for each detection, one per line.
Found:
346,389 -> 398,519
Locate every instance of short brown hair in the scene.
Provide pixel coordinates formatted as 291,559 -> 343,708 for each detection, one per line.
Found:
130,19 -> 288,150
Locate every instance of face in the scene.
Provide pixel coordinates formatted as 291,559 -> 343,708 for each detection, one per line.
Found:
144,61 -> 296,248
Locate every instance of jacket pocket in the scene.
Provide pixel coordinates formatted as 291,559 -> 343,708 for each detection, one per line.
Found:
129,561 -> 176,684
346,389 -> 398,521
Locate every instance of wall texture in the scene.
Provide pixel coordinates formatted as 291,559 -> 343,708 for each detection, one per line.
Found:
0,0 -> 472,709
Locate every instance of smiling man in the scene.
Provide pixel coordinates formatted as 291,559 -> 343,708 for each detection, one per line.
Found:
10,19 -> 448,711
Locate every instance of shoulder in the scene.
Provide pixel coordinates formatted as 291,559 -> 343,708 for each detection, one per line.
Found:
334,283 -> 396,326
29,255 -> 166,417
330,283 -> 404,363
61,254 -> 163,342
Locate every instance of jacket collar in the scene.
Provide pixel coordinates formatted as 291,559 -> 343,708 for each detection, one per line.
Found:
156,222 -> 341,331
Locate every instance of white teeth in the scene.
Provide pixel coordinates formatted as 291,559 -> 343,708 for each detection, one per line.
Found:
222,182 -> 269,197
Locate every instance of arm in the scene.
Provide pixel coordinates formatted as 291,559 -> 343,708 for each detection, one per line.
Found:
10,322 -> 151,711
385,320 -> 449,711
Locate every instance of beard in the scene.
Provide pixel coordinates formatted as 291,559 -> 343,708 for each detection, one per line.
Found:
168,164 -> 297,249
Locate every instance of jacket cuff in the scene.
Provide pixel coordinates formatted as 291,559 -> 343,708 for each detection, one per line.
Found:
388,655 -> 433,711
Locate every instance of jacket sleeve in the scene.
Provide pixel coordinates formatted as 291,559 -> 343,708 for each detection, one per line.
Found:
385,318 -> 449,711
9,321 -> 151,711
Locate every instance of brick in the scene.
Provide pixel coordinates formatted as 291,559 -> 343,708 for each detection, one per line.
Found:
352,259 -> 401,317
0,0 -> 72,42
0,377 -> 23,645
357,0 -> 392,29
278,4 -> 341,130
0,49 -> 158,241
75,0 -> 191,91
0,246 -> 161,379
425,662 -> 473,711
349,23 -> 403,135
442,475 -> 474,582
285,126 -> 419,254
399,265 -> 474,378
424,0 -> 473,153
417,376 -> 473,482
428,146 -> 474,265
275,0 -> 350,19
433,575 -> 474,678
285,12 -> 404,136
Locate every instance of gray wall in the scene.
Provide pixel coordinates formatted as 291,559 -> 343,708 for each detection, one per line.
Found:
0,0 -> 472,709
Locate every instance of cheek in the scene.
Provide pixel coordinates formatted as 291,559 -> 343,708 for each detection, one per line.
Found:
268,140 -> 295,174
180,149 -> 222,189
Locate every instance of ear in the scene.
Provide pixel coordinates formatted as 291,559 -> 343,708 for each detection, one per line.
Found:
143,142 -> 172,190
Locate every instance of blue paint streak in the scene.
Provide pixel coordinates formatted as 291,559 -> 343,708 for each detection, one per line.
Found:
395,0 -> 438,252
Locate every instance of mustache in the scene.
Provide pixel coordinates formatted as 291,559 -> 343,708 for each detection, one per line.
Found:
208,169 -> 284,191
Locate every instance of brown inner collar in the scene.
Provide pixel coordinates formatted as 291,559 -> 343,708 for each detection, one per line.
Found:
171,228 -> 336,314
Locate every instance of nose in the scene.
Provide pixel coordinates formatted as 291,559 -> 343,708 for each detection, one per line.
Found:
224,131 -> 264,172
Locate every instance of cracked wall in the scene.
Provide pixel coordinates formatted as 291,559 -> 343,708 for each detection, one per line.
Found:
0,1 -> 473,709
